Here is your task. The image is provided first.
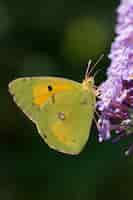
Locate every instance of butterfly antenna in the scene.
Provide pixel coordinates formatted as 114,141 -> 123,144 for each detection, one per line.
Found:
87,54 -> 104,78
93,69 -> 102,80
85,59 -> 92,80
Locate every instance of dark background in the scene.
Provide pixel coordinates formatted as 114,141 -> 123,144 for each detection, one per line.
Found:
1,0 -> 133,199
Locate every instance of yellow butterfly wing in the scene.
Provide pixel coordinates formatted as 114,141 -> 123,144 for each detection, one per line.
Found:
9,77 -> 81,122
36,90 -> 95,154
9,77 -> 95,154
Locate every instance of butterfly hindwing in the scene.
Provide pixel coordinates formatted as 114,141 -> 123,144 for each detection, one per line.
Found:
35,90 -> 95,154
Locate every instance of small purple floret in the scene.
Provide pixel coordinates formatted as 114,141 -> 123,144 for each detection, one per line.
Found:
97,0 -> 133,155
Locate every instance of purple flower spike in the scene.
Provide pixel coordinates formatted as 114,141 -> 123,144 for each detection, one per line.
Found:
98,118 -> 111,142
97,0 -> 133,155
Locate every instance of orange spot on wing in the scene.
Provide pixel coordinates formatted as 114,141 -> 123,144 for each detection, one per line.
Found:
33,85 -> 50,107
32,82 -> 74,107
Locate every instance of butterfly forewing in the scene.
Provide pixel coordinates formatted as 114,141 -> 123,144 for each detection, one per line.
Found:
8,77 -> 81,122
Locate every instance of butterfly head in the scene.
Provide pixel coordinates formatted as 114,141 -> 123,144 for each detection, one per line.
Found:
82,76 -> 94,91
82,54 -> 104,91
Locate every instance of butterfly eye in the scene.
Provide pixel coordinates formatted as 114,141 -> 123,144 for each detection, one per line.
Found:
48,85 -> 53,92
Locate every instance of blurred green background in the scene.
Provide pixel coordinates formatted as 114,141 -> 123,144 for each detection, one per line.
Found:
1,0 -> 133,199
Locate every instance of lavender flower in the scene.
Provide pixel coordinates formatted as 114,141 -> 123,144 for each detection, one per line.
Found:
97,0 -> 133,155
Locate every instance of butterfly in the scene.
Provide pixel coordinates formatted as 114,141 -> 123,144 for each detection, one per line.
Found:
8,57 -> 102,155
